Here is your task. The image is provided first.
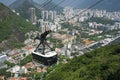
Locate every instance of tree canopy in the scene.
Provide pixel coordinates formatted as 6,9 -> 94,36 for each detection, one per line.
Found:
45,43 -> 120,80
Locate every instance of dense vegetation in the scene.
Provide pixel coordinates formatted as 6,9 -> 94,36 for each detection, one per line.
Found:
0,3 -> 37,51
0,14 -> 36,42
0,68 -> 11,79
45,43 -> 120,80
49,38 -> 64,49
4,60 -> 15,68
61,23 -> 74,30
20,54 -> 32,66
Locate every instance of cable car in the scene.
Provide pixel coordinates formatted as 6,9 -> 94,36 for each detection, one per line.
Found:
32,30 -> 57,66
32,49 -> 57,66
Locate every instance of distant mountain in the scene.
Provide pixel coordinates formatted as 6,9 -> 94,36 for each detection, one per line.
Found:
0,3 -> 36,52
0,0 -> 16,6
9,0 -> 34,9
9,0 -> 40,19
9,0 -> 62,19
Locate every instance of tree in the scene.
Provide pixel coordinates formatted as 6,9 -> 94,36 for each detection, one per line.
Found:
4,60 -> 15,67
20,54 -> 32,66
45,43 -> 120,80
35,73 -> 42,80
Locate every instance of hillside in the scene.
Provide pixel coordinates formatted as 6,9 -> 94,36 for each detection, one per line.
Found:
9,0 -> 34,9
0,3 -> 36,52
46,43 -> 120,80
9,0 -> 41,19
9,0 -> 62,19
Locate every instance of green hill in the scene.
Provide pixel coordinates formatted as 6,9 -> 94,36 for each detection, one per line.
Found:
46,43 -> 120,80
9,0 -> 63,19
9,0 -> 42,19
0,3 -> 36,52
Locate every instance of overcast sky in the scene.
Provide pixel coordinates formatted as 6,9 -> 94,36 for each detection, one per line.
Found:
0,0 -> 15,6
0,0 -> 84,7
0,0 -> 119,11
0,0 -> 99,8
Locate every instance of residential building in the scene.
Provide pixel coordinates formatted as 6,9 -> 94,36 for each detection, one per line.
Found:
19,67 -> 27,74
7,77 -> 27,80
0,54 -> 7,62
0,62 -> 7,69
42,10 -> 57,21
0,76 -> 4,80
7,65 -> 20,73
52,33 -> 76,44
29,7 -> 37,25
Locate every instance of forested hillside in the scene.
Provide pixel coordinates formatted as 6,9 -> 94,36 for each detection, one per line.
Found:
0,3 -> 36,52
46,43 -> 120,80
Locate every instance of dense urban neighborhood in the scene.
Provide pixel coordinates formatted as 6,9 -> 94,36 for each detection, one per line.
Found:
0,0 -> 120,80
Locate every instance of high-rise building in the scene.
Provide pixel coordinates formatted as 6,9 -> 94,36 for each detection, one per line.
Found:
0,54 -> 7,63
42,11 -> 45,20
49,11 -> 54,20
42,10 -> 57,21
42,10 -> 49,20
29,7 -> 37,25
53,11 -> 57,20
37,19 -> 61,33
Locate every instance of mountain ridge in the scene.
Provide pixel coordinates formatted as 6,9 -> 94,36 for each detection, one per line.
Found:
9,0 -> 62,19
9,0 -> 34,9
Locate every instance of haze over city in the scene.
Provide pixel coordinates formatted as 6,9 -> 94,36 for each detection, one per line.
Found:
0,0 -> 120,11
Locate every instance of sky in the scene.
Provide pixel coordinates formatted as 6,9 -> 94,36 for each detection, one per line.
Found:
0,0 -> 84,7
0,0 -> 120,11
32,0 -> 87,8
0,0 -> 102,8
0,0 -> 15,6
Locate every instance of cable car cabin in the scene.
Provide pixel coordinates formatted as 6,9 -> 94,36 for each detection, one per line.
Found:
32,50 -> 57,66
32,30 -> 57,66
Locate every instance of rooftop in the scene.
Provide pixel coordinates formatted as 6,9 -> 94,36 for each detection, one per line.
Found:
32,51 -> 57,57
7,77 -> 27,80
24,62 -> 35,69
